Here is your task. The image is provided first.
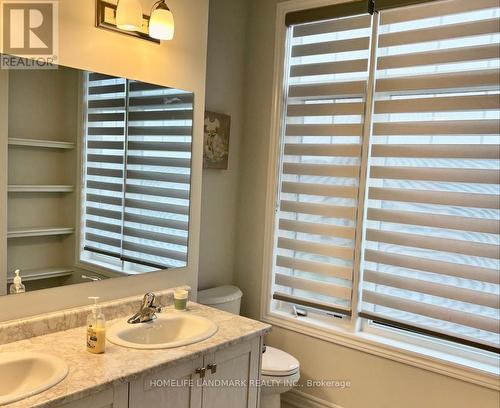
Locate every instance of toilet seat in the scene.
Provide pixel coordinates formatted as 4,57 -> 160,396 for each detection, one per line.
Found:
261,346 -> 300,377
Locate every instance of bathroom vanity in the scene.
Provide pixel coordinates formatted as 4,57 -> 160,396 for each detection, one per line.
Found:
0,294 -> 271,408
61,338 -> 261,408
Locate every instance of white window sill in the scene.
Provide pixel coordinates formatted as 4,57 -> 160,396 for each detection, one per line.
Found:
262,311 -> 500,391
75,260 -> 128,279
78,252 -> 157,276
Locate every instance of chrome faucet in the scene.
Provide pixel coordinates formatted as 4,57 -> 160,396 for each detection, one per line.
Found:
127,292 -> 162,324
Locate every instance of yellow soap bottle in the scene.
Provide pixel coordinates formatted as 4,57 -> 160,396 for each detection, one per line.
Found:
86,296 -> 106,354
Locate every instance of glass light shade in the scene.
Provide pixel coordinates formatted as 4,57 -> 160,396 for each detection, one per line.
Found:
116,0 -> 143,31
149,7 -> 175,40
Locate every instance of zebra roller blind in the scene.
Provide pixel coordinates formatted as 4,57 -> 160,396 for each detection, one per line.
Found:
360,0 -> 500,352
272,12 -> 374,316
275,0 -> 499,352
82,73 -> 193,271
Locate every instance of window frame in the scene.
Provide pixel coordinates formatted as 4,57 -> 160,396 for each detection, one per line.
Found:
261,0 -> 500,390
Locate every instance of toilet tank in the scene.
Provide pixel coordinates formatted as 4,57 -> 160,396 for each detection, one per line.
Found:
197,285 -> 243,314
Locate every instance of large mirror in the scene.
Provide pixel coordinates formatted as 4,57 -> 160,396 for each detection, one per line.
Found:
2,57 -> 194,295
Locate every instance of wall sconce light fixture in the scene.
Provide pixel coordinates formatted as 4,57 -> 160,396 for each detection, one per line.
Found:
149,1 -> 175,40
116,0 -> 143,31
96,0 -> 175,43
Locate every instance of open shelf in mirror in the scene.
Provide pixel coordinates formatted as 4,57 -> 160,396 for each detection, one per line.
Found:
7,227 -> 75,239
6,267 -> 74,283
8,138 -> 76,150
8,185 -> 75,193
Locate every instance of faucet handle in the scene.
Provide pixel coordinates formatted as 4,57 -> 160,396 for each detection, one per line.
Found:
141,292 -> 156,308
127,293 -> 162,324
144,292 -> 163,314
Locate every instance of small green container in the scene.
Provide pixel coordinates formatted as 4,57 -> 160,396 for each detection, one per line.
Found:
174,289 -> 188,311
174,297 -> 187,310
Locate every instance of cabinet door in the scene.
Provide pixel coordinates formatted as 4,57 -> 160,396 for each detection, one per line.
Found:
202,337 -> 262,408
56,384 -> 128,408
129,356 -> 203,408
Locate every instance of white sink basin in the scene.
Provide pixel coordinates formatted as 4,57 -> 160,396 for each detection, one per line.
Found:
107,312 -> 218,350
0,352 -> 68,405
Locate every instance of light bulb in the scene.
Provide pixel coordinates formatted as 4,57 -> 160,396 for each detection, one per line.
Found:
149,1 -> 175,40
116,0 -> 143,32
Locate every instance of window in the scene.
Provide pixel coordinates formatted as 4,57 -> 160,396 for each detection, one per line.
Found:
80,72 -> 193,273
272,11 -> 372,317
267,0 -> 499,366
361,0 -> 500,353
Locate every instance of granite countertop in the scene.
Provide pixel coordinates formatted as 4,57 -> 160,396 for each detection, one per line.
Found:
0,303 -> 271,408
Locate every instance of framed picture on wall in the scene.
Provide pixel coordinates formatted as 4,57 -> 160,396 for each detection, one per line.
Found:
203,111 -> 231,169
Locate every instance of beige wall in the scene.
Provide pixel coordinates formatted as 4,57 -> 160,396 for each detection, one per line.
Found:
234,0 -> 500,407
0,0 -> 209,321
198,0 -> 248,290
268,327 -> 499,408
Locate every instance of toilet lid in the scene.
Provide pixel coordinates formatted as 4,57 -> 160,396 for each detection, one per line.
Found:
261,346 -> 299,376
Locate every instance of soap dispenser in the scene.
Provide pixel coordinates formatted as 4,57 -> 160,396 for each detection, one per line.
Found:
9,269 -> 26,294
86,296 -> 106,354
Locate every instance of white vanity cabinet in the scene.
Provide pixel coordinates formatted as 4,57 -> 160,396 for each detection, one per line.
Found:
56,337 -> 263,408
129,356 -> 204,408
200,338 -> 261,408
57,384 -> 129,408
129,337 -> 262,408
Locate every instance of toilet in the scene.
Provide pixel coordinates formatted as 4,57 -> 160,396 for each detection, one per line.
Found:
260,346 -> 300,408
197,285 -> 300,408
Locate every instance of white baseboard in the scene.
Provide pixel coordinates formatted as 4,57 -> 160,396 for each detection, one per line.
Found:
281,389 -> 344,408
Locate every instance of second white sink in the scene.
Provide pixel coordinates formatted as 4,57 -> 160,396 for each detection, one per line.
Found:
0,352 -> 68,405
107,312 -> 218,350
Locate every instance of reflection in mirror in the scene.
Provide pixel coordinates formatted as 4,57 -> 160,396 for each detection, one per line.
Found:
2,58 -> 193,295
